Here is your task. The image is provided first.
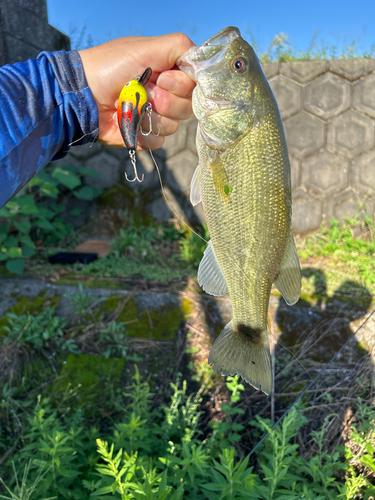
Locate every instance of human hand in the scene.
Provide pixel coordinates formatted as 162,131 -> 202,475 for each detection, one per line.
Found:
78,33 -> 196,150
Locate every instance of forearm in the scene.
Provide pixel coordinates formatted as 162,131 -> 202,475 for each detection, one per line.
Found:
0,51 -> 98,208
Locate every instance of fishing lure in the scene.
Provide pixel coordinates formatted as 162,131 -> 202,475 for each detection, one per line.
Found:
117,67 -> 155,182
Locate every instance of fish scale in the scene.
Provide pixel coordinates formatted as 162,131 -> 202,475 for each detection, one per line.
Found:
178,26 -> 301,394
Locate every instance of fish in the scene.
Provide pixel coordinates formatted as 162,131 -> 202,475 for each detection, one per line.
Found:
177,27 -> 301,394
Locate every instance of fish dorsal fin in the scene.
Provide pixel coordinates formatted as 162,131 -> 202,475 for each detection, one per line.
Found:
273,232 -> 301,306
190,164 -> 202,206
198,240 -> 228,297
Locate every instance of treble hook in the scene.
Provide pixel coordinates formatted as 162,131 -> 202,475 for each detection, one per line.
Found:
140,103 -> 160,137
125,149 -> 144,183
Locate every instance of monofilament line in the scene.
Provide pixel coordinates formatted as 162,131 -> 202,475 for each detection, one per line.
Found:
248,307 -> 375,457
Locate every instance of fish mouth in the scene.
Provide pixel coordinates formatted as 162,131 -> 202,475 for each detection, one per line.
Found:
177,26 -> 241,82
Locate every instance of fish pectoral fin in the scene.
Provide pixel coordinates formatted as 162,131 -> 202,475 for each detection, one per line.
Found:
190,164 -> 202,206
273,232 -> 301,306
198,240 -> 228,297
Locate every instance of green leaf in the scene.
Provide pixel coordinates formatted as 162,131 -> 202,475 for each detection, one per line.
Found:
70,208 -> 83,216
224,184 -> 233,195
74,186 -> 102,200
6,259 -> 24,275
17,195 -> 35,206
22,246 -> 36,258
35,219 -> 55,231
4,235 -> 18,248
0,253 -> 8,261
60,164 -> 79,174
40,181 -> 60,197
27,175 -> 44,187
0,207 -> 10,217
13,220 -> 31,234
52,168 -> 82,190
79,166 -> 102,178
8,247 -> 22,258
19,204 -> 40,216
18,235 -> 36,249
50,203 -> 65,214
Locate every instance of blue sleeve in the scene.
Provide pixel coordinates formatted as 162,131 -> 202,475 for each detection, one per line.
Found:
0,51 -> 99,209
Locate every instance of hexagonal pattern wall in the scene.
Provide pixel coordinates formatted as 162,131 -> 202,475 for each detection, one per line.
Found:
62,57 -> 375,232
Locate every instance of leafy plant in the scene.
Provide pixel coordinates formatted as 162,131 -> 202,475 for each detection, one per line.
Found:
179,224 -> 209,268
0,164 -> 102,275
64,281 -> 106,316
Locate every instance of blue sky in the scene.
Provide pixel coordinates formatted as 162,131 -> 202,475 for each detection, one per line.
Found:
47,0 -> 375,56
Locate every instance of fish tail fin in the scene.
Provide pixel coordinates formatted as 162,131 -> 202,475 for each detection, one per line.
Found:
208,320 -> 271,394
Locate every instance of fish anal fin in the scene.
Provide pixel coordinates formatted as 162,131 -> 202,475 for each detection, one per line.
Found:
190,164 -> 202,206
273,232 -> 301,306
208,321 -> 271,395
198,240 -> 228,297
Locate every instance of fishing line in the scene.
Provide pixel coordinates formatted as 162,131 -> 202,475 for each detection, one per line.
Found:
248,306 -> 375,457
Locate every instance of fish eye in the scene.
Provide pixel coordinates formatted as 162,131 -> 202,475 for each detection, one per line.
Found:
233,57 -> 247,74
125,82 -> 131,87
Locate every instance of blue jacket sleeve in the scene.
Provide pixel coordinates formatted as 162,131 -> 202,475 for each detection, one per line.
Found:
0,51 -> 99,209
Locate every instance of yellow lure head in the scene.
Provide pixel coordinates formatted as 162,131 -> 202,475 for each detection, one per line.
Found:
117,67 -> 152,150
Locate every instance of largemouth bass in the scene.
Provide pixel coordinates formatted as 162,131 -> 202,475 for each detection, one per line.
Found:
178,27 -> 301,394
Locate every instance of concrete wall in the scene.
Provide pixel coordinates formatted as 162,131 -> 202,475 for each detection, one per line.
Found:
68,58 -> 375,234
266,59 -> 375,233
0,0 -> 70,66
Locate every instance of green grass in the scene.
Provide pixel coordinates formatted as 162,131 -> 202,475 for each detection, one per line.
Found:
297,218 -> 375,298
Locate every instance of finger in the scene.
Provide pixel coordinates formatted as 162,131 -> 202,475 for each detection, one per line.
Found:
137,133 -> 165,151
147,83 -> 193,121
140,111 -> 179,137
156,70 -> 195,98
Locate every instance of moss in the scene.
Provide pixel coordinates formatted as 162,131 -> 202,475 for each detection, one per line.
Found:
53,353 -> 125,407
102,295 -> 192,341
55,278 -> 127,290
99,184 -> 136,209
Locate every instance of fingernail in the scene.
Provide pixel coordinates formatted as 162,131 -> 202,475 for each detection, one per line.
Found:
157,74 -> 177,91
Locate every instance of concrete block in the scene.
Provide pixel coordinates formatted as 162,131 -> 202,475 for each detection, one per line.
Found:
280,60 -> 328,83
329,59 -> 375,81
84,151 -> 121,189
3,33 -> 42,63
290,156 -> 300,190
269,76 -> 301,119
262,62 -> 279,79
162,121 -> 188,158
327,110 -> 375,159
303,72 -> 350,120
1,0 -> 65,52
350,149 -> 375,196
326,189 -> 373,223
165,150 -> 199,195
284,111 -> 325,160
301,150 -> 348,198
292,189 -> 322,233
353,73 -> 375,119
52,153 -> 82,171
17,0 -> 48,22
70,142 -> 104,160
